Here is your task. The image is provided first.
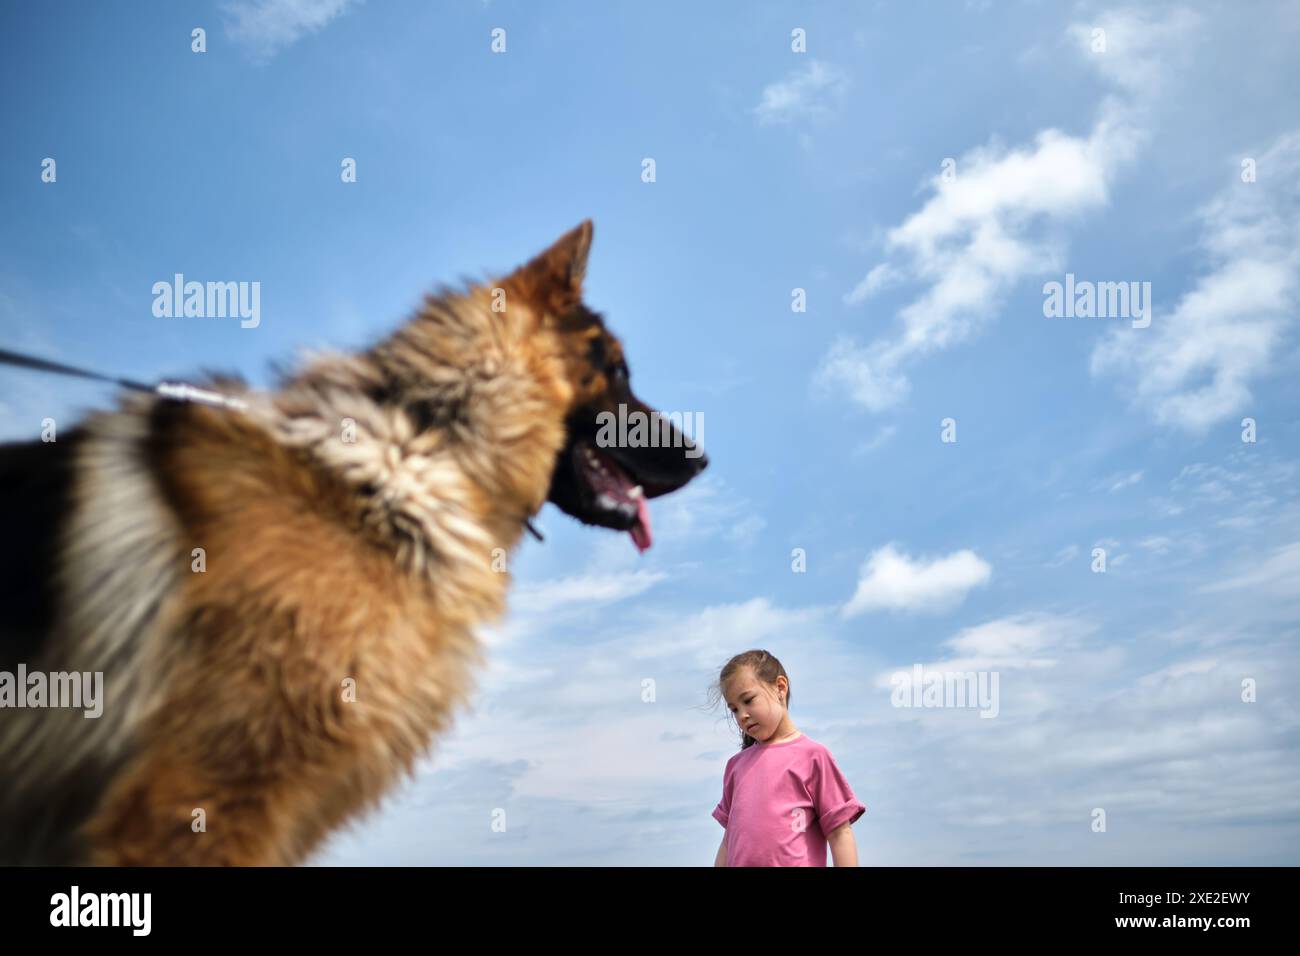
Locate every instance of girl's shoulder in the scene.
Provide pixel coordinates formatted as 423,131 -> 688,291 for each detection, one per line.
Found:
785,735 -> 846,771
793,735 -> 836,763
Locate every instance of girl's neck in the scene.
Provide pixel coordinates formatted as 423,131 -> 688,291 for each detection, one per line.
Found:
764,721 -> 800,744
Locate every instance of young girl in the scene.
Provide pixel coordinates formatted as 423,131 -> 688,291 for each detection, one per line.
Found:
711,650 -> 866,867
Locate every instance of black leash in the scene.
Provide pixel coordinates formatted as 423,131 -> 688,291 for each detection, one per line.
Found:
0,347 -> 157,393
0,346 -> 545,541
0,347 -> 248,410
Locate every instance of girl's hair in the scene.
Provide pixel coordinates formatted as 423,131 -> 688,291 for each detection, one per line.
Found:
708,649 -> 791,751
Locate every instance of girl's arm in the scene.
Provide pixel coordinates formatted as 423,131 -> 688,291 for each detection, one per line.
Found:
714,835 -> 727,867
826,823 -> 858,867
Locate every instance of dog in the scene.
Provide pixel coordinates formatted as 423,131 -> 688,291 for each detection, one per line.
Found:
0,220 -> 707,864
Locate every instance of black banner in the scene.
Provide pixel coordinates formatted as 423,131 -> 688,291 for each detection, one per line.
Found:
0,866 -> 1282,941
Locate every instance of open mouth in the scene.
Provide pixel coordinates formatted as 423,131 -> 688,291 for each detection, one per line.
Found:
546,412 -> 707,553
575,441 -> 653,553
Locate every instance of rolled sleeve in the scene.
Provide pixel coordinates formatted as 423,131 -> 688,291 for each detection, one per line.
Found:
818,799 -> 865,836
714,760 -> 734,829
813,749 -> 866,835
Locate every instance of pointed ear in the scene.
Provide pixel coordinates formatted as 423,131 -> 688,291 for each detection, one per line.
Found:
506,219 -> 593,313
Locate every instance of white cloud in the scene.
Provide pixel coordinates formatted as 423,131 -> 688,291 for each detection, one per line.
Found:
221,0 -> 362,60
813,334 -> 912,411
1091,130 -> 1300,431
477,569 -> 667,650
843,263 -> 901,306
1106,470 -> 1144,493
510,570 -> 667,617
1138,536 -> 1173,555
872,612 -> 1096,680
842,543 -> 992,618
1066,8 -> 1200,93
1156,453 -> 1300,536
624,596 -> 829,664
1136,657 -> 1218,686
1201,540 -> 1300,598
816,7 -> 1200,413
726,514 -> 767,548
1045,544 -> 1080,568
752,60 -> 849,126
854,606 -> 1300,858
852,424 -> 897,457
817,122 -> 1127,410
650,473 -> 767,550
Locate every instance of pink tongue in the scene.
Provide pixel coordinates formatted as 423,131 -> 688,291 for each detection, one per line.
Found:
629,494 -> 653,553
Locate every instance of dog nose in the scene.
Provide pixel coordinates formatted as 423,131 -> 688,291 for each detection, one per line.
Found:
694,450 -> 709,471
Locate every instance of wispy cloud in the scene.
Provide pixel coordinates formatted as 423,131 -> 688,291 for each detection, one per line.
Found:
649,474 -> 767,551
221,0 -> 362,60
815,7 -> 1200,413
842,543 -> 992,618
510,570 -> 667,618
852,424 -> 897,457
873,612 -> 1096,679
861,609 -> 1300,855
751,60 -> 849,126
1139,449 -> 1300,540
1201,540 -> 1300,597
1045,544 -> 1080,568
1091,130 -> 1300,431
844,263 -> 901,307
1065,7 -> 1201,94
1102,470 -> 1144,493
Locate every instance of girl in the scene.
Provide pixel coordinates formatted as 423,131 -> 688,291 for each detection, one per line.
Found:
711,650 -> 866,866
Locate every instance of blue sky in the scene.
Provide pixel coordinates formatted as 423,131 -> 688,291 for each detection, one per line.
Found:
2,0 -> 1299,865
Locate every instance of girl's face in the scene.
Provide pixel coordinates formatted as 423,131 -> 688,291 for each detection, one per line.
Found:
723,670 -> 788,741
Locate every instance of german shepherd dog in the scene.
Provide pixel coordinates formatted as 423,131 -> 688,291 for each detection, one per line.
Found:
0,220 -> 707,864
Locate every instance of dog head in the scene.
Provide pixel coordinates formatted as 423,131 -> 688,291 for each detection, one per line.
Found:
503,220 -> 708,553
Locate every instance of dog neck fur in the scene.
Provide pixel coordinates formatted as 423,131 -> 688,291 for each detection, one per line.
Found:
250,225 -> 592,579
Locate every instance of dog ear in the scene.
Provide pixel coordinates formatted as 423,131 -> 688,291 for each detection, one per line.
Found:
557,218 -> 593,288
506,219 -> 593,314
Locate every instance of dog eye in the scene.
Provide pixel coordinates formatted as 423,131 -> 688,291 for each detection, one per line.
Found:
608,363 -> 628,384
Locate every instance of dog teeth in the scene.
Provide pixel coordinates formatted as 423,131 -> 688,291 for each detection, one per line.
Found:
595,492 -> 638,518
630,485 -> 643,499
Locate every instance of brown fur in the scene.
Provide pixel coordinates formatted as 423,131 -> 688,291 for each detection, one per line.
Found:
0,221 -> 706,864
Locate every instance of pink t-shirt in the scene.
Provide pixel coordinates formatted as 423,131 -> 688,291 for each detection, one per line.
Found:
712,733 -> 866,866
